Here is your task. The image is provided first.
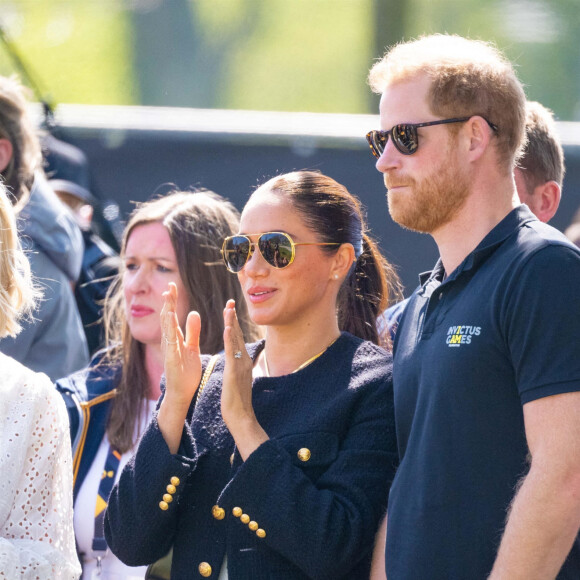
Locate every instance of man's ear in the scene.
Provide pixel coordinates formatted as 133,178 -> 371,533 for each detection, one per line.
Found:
0,138 -> 14,173
464,116 -> 494,162
533,180 -> 561,223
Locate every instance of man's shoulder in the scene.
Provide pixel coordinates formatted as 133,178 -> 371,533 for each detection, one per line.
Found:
486,217 -> 580,285
504,221 -> 580,282
508,218 -> 579,259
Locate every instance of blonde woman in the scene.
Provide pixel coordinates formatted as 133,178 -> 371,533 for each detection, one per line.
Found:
0,183 -> 80,578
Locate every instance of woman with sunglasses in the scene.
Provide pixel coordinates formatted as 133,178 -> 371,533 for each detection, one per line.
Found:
57,191 -> 259,579
105,171 -> 401,579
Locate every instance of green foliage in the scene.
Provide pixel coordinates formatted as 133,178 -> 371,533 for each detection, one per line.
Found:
0,1 -> 135,105
0,0 -> 578,119
212,0 -> 373,113
405,0 -> 580,120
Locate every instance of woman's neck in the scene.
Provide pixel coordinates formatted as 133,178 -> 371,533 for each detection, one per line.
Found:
261,318 -> 341,377
144,344 -> 164,399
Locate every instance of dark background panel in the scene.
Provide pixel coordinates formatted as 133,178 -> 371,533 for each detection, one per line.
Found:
57,127 -> 580,296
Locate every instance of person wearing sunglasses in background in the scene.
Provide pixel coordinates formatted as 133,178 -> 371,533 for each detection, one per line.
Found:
104,170 -> 401,579
366,35 -> 580,580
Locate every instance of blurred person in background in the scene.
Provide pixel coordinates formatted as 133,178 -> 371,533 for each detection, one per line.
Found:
0,74 -> 88,380
514,100 -> 564,224
57,190 -> 259,579
565,208 -> 580,247
49,176 -> 119,355
0,181 -> 80,579
104,171 -> 399,580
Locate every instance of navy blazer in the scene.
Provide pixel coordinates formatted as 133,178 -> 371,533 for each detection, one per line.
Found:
56,351 -> 120,499
105,333 -> 397,580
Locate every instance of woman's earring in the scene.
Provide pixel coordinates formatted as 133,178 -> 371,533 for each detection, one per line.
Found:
333,274 -> 339,280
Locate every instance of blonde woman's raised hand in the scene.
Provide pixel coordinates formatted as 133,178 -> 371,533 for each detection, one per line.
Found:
158,282 -> 202,453
222,300 -> 268,460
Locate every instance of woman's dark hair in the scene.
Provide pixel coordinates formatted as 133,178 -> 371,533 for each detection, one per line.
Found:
254,171 -> 402,346
102,190 -> 261,452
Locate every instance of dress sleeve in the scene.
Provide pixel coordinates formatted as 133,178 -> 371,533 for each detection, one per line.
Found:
219,374 -> 397,580
0,375 -> 81,579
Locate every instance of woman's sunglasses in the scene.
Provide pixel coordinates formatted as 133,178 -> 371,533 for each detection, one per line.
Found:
365,116 -> 498,158
221,232 -> 340,273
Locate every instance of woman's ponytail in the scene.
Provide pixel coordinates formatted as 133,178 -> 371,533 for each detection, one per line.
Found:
259,170 -> 402,348
338,233 -> 402,347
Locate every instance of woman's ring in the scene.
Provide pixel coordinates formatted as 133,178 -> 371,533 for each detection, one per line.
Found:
234,351 -> 242,359
164,337 -> 179,345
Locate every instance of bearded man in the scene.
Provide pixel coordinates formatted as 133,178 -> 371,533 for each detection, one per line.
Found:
366,34 -> 580,580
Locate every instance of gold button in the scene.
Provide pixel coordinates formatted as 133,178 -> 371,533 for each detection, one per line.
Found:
198,561 -> 212,577
212,505 -> 225,520
256,528 -> 266,538
163,494 -> 173,503
248,521 -> 258,531
240,513 -> 250,524
159,501 -> 169,511
171,476 -> 181,486
232,507 -> 242,517
230,452 -> 235,465
166,484 -> 177,494
297,448 -> 311,462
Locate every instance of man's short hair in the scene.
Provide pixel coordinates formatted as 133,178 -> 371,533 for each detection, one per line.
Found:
368,34 -> 527,172
0,75 -> 42,205
517,101 -> 565,193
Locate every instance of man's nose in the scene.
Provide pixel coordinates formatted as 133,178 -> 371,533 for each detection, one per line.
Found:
375,137 -> 401,174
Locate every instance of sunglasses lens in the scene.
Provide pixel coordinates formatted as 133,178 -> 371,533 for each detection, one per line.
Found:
393,124 -> 418,154
223,236 -> 251,272
258,233 -> 294,268
366,130 -> 387,158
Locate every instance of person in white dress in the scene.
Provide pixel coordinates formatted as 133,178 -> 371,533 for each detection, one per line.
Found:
0,181 -> 81,578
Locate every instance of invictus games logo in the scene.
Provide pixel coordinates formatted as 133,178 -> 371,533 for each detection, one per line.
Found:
446,325 -> 481,347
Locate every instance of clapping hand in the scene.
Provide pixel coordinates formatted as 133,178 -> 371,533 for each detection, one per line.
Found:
221,300 -> 268,460
158,282 -> 202,453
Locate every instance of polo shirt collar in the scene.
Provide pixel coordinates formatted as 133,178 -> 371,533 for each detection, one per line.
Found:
418,205 -> 538,288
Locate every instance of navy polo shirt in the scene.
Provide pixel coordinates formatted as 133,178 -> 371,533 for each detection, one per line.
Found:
386,206 -> 580,580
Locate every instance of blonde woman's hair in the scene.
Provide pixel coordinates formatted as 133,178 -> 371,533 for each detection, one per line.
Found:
368,34 -> 527,173
0,181 -> 40,338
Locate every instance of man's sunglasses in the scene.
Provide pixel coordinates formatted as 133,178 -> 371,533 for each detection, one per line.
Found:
365,116 -> 498,158
221,231 -> 340,273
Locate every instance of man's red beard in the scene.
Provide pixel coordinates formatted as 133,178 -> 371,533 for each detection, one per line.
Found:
386,147 -> 470,234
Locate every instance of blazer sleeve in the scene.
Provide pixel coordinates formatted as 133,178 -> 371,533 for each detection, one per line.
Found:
104,354 -> 217,565
219,375 -> 397,580
103,415 -> 200,566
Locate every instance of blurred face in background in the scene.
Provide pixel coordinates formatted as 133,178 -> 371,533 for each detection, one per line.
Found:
123,221 -> 189,347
